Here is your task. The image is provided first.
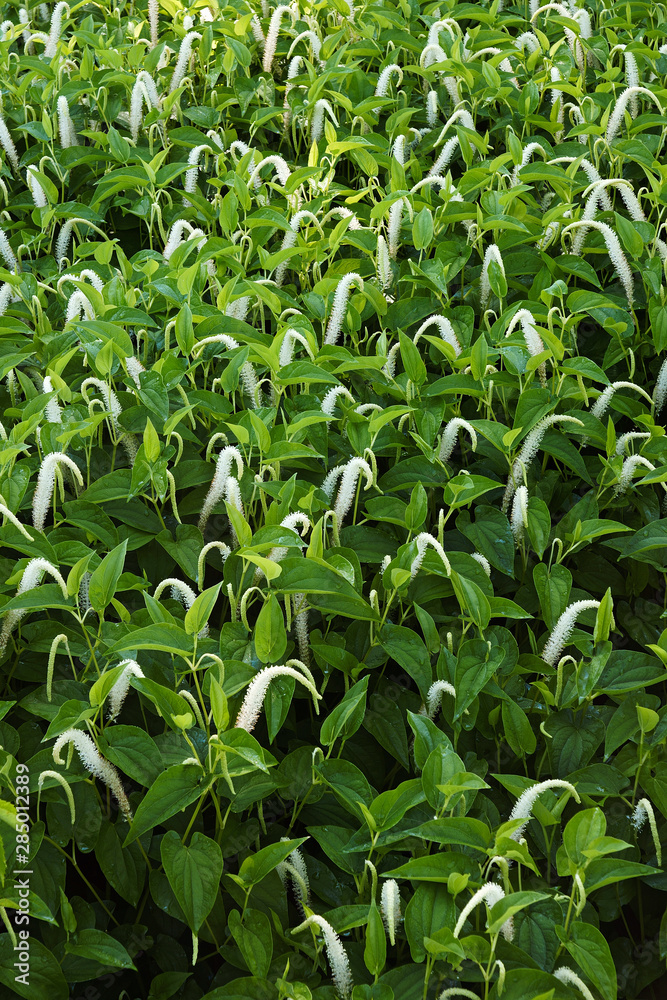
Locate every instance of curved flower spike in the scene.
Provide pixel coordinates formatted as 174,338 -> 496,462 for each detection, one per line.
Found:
563,220 -> 634,307
553,968 -> 596,1000
502,415 -> 584,512
541,601 -> 601,665
453,882 -> 513,941
169,31 -> 202,92
53,728 -> 132,822
380,880 -> 401,945
235,665 -> 322,732
332,457 -> 374,525
278,328 -> 315,366
0,557 -> 69,653
107,660 -> 145,722
439,418 -> 477,463
606,86 -> 664,144
33,452 -> 84,531
374,64 -> 403,113
510,485 -> 529,544
324,273 -> 364,346
508,779 -> 580,840
480,244 -> 505,311
505,308 -> 547,385
322,385 -> 355,417
413,314 -> 461,355
198,445 -> 244,533
410,533 -> 451,579
590,380 -> 653,421
262,4 -> 297,73
420,680 -> 456,720
291,914 -> 353,999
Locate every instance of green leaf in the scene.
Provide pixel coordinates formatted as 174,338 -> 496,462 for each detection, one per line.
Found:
254,592 -> 287,663
124,764 -> 207,845
161,830 -> 223,933
0,936 -> 68,1000
228,909 -> 274,979
87,539 -> 128,614
557,921 -> 617,1000
65,929 -> 136,969
320,676 -> 369,747
235,837 -> 307,889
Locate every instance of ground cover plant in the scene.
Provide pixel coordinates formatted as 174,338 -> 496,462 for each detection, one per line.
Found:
1,0 -> 667,997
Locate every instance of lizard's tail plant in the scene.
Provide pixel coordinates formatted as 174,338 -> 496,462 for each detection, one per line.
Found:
309,99 -> 338,145
590,380 -> 653,421
66,289 -> 95,322
130,71 -> 161,142
53,728 -> 133,823
439,417 -> 477,463
502,415 -> 584,512
80,377 -> 137,462
278,327 -> 315,366
428,136 -> 459,177
262,4 -> 297,74
480,243 -> 506,312
510,141 -> 547,186
606,86 -> 664,145
632,798 -> 662,864
235,665 -> 322,732
275,210 -> 323,286
413,314 -> 462,356
324,272 -> 364,345
277,839 -> 310,914
107,660 -> 145,722
148,0 -> 158,48
505,308 -> 547,385
380,880 -> 401,945
653,358 -> 667,415
541,601 -> 602,665
283,55 -> 304,131
169,31 -> 202,92
614,455 -> 663,499
56,95 -> 77,147
198,444 -> 244,534
321,385 -> 355,417
44,1 -> 68,58
510,485 -> 529,544
154,578 -> 209,637
292,914 -> 353,999
374,64 -> 403,114
287,30 -> 323,66
553,968 -> 596,1000
0,225 -> 18,271
615,430 -> 651,456
453,882 -> 514,942
183,143 -> 211,202
410,533 -> 451,579
0,493 -> 33,540
376,233 -> 392,294
254,512 -> 310,581
508,779 -> 580,840
329,457 -> 374,526
33,451 -> 84,531
42,375 -> 62,423
247,155 -> 294,207
420,680 -> 456,720
387,196 -> 405,260
26,166 -> 47,207
0,109 -> 19,174
163,219 -> 207,261
0,557 -> 68,654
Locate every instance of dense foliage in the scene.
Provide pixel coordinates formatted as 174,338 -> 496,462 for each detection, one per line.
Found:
1,0 -> 667,997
